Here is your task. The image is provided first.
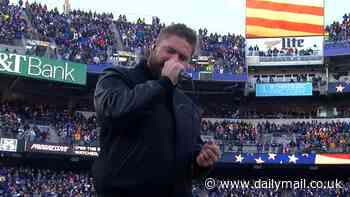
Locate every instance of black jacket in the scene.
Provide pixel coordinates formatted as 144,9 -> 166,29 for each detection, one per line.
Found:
92,60 -> 211,197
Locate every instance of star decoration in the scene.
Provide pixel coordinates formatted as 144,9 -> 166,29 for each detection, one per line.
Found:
268,153 -> 277,160
336,84 -> 345,93
235,154 -> 244,163
255,157 -> 264,164
288,155 -> 299,164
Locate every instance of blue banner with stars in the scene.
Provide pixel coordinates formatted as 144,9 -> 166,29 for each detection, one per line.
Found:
328,83 -> 350,93
221,153 -> 316,164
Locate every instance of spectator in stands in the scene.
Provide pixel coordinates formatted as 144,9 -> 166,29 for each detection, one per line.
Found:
325,13 -> 350,42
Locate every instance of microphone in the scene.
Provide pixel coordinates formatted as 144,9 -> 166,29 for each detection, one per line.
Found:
179,70 -> 192,81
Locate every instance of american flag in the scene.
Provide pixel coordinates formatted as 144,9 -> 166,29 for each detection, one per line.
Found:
246,0 -> 324,38
221,153 -> 350,165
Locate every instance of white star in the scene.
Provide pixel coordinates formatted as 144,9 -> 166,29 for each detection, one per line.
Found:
288,155 -> 299,164
268,153 -> 277,160
255,157 -> 264,164
235,154 -> 244,163
302,153 -> 309,157
336,84 -> 345,93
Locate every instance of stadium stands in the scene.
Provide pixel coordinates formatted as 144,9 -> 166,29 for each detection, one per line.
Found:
52,110 -> 98,146
115,15 -> 163,53
202,119 -> 350,154
2,1 -> 350,196
325,13 -> 350,42
0,166 -> 95,196
2,101 -> 350,154
0,0 -> 28,45
325,13 -> 350,51
198,29 -> 246,74
1,166 -> 349,196
0,102 -> 98,146
25,2 -> 117,64
1,1 -> 247,76
0,166 -> 350,197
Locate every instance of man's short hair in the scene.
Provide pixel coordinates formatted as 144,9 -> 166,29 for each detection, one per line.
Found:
156,23 -> 197,54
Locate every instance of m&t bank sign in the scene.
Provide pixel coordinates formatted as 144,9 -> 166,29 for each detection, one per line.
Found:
0,52 -> 86,85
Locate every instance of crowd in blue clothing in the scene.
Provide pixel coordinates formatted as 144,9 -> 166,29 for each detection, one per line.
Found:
26,2 -> 117,64
1,1 -> 246,75
1,166 -> 349,197
0,167 -> 95,196
0,0 -> 28,45
115,15 -> 163,53
199,29 -> 246,74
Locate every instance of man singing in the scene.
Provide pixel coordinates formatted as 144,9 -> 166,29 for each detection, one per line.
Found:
92,23 -> 220,197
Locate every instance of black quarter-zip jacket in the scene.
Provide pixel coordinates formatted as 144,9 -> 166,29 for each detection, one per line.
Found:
92,59 -> 212,197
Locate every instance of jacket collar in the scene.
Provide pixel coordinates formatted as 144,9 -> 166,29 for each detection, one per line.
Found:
129,58 -> 157,85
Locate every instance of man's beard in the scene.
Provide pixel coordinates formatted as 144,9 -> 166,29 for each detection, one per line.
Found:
147,51 -> 165,79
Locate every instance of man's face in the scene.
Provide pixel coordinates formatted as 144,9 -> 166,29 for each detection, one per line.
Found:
147,35 -> 193,78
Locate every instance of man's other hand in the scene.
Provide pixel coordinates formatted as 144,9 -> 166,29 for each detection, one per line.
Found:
196,141 -> 221,168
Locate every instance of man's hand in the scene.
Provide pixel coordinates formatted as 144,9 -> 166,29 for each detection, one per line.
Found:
196,141 -> 221,168
161,59 -> 186,85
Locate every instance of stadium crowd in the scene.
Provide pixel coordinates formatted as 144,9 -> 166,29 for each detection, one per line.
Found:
198,29 -> 246,74
201,119 -> 350,154
326,13 -> 350,42
0,166 -> 95,196
0,166 -> 350,197
0,102 -> 98,146
0,0 -> 28,45
2,99 -> 350,154
53,110 -> 98,146
1,166 -> 349,197
0,102 -> 50,142
26,2 -> 117,64
2,100 -> 350,153
3,2 -> 350,75
1,1 -> 247,76
115,16 -> 246,75
115,15 -> 163,54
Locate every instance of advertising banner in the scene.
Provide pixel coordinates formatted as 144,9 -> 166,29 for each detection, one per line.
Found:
246,36 -> 324,66
256,82 -> 313,96
0,138 -> 17,152
0,52 -> 87,85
